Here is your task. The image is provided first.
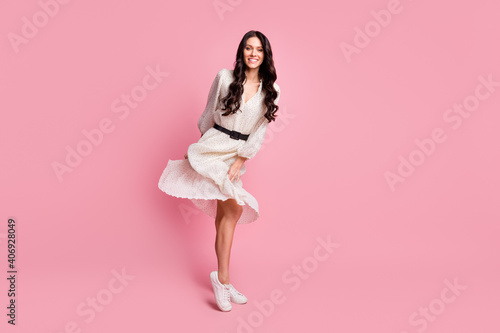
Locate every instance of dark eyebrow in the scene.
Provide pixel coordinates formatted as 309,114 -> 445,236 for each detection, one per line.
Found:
245,45 -> 263,47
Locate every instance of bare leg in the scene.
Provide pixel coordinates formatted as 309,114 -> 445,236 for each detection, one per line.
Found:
215,198 -> 243,285
214,199 -> 223,231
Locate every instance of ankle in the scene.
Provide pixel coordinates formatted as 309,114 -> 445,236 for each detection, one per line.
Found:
218,272 -> 230,285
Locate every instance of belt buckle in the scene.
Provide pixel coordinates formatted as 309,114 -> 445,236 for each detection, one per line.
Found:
229,130 -> 239,140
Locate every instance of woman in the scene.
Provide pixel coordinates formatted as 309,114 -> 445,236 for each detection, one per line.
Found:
158,30 -> 281,312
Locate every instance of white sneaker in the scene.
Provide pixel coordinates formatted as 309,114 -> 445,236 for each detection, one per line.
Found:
210,271 -> 232,311
228,283 -> 248,304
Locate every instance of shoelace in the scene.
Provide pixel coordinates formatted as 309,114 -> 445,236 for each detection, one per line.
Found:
223,285 -> 231,303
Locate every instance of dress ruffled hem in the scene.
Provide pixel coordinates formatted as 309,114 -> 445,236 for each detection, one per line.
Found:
158,159 -> 260,224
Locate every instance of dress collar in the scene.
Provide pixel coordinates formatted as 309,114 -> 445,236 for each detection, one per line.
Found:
241,77 -> 263,105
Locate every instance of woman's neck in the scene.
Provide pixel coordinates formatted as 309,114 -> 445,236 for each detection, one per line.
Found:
245,68 -> 260,82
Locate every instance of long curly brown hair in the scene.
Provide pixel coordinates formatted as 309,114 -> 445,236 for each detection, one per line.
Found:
220,30 -> 279,123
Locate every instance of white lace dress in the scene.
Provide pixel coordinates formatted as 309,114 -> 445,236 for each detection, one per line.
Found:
158,68 -> 281,224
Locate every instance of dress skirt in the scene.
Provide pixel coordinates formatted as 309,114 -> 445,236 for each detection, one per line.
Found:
157,128 -> 260,224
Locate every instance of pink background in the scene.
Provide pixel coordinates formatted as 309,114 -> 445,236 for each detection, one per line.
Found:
1,0 -> 499,332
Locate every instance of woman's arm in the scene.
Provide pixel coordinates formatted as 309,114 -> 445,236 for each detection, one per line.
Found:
198,69 -> 225,136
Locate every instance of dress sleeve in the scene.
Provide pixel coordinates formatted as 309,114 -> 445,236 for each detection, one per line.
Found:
237,85 -> 281,160
198,69 -> 225,135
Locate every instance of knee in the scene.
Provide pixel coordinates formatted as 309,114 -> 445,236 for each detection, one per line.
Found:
224,209 -> 242,223
234,206 -> 243,220
219,199 -> 243,222
220,202 -> 243,223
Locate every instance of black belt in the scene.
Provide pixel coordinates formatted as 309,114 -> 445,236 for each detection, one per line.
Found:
213,123 -> 250,141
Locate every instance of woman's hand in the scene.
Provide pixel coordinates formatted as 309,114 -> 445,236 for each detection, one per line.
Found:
228,162 -> 242,183
227,156 -> 247,182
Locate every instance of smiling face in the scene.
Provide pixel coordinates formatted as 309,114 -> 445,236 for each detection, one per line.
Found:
243,36 -> 264,70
